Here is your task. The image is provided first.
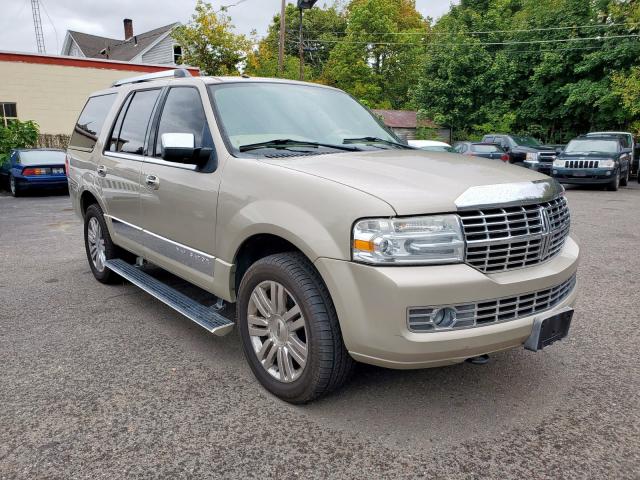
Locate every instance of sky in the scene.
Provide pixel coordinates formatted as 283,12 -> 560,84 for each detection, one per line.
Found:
0,0 -> 458,55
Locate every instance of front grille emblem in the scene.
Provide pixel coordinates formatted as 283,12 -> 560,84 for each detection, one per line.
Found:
539,206 -> 552,259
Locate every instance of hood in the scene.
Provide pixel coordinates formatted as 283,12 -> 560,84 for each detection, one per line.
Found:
264,150 -> 549,216
515,145 -> 556,153
559,151 -> 615,160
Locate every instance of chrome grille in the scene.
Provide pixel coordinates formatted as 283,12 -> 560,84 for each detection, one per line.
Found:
459,196 -> 570,273
565,160 -> 599,168
538,151 -> 556,162
408,274 -> 576,332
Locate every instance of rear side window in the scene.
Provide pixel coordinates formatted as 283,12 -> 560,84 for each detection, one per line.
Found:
69,94 -> 117,150
472,144 -> 500,153
112,89 -> 160,155
154,87 -> 212,157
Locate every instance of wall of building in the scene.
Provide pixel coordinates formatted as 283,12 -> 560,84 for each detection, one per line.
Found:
141,34 -> 175,65
0,53 -> 198,135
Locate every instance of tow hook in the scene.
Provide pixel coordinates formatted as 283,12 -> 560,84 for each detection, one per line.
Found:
466,354 -> 490,365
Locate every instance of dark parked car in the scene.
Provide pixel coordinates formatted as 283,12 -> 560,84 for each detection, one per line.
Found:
481,134 -> 559,174
585,131 -> 639,182
552,136 -> 631,191
0,148 -> 67,197
453,142 -> 510,161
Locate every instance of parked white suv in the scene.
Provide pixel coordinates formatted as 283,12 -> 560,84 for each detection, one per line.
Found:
67,70 -> 579,403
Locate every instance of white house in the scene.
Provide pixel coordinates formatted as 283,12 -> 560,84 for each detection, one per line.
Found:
61,19 -> 183,66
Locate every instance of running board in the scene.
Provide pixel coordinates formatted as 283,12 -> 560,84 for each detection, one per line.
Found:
104,258 -> 234,336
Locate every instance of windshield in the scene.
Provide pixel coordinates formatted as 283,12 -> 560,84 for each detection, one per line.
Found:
18,150 -> 65,166
511,135 -> 541,147
471,144 -> 501,153
421,146 -> 455,152
564,139 -> 619,154
209,83 -> 398,154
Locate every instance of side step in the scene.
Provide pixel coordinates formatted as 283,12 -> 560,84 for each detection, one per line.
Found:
104,258 -> 234,336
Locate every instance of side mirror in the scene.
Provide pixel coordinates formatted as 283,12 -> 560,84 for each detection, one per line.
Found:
161,133 -> 214,169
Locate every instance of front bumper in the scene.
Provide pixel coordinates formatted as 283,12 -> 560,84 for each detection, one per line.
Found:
315,237 -> 579,369
553,168 -> 615,184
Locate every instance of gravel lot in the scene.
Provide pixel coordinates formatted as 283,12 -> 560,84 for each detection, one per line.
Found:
1,184 -> 639,479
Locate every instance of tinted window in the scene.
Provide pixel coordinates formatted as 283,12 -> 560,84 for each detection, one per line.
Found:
155,88 -> 212,157
484,136 -> 494,143
117,89 -> 160,155
471,144 -> 501,153
69,94 -> 117,150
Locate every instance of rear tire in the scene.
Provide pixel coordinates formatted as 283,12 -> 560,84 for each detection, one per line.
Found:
607,171 -> 620,191
84,204 -> 121,284
9,174 -> 21,197
237,252 -> 355,404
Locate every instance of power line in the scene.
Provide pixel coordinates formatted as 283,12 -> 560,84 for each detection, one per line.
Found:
292,33 -> 640,47
310,21 -> 640,37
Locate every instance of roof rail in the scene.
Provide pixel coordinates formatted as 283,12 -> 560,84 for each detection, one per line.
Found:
112,68 -> 192,87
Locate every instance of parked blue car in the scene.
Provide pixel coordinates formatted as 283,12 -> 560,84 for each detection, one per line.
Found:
0,148 -> 68,197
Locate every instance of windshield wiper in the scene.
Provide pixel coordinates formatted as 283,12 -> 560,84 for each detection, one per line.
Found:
342,136 -> 412,149
239,138 -> 360,153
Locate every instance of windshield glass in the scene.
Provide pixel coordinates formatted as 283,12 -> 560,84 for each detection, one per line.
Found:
421,146 -> 455,152
564,139 -> 619,154
209,83 -> 397,153
511,135 -> 541,147
471,144 -> 501,153
18,150 -> 65,166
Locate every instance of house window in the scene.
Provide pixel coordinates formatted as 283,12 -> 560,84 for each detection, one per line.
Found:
173,45 -> 183,64
0,103 -> 17,127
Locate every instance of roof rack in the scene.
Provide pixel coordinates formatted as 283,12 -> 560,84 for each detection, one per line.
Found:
112,68 -> 191,87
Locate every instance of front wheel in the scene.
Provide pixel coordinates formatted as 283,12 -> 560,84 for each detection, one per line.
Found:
237,252 -> 354,404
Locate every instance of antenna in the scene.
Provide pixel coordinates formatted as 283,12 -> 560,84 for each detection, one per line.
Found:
31,0 -> 46,53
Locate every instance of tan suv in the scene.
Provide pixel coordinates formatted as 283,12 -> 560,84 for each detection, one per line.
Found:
67,70 -> 579,403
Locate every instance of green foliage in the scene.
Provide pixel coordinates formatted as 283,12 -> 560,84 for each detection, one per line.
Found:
413,0 -> 640,142
0,120 -> 39,167
172,0 -> 252,75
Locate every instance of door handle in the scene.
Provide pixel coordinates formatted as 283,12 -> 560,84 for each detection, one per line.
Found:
96,165 -> 107,177
145,174 -> 160,190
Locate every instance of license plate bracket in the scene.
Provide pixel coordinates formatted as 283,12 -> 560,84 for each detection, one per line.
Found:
524,308 -> 573,352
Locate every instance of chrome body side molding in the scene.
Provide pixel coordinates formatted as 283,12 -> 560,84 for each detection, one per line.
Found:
106,215 -> 215,276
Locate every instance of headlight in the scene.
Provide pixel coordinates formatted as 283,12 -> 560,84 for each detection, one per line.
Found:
352,215 -> 465,265
553,159 -> 565,167
525,152 -> 539,163
599,159 -> 615,168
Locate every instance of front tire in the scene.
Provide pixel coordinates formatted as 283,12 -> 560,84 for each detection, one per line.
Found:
607,170 -> 620,191
84,204 -> 121,284
620,165 -> 629,186
238,252 -> 354,403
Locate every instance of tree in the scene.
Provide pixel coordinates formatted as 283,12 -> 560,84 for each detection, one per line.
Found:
172,1 -> 252,76
0,120 -> 39,167
322,0 -> 428,108
245,3 -> 347,81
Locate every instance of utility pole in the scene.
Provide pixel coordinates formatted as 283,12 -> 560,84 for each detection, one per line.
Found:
278,0 -> 286,77
30,0 -> 46,53
298,8 -> 304,81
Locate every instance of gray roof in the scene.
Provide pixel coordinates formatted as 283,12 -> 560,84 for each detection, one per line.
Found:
68,23 -> 177,61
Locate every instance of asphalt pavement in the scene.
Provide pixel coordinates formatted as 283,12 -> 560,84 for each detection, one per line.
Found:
0,184 -> 639,479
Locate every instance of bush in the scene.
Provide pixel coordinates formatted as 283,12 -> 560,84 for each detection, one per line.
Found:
0,120 -> 39,167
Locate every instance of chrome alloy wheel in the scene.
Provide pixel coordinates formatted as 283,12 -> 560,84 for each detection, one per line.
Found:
247,281 -> 308,383
87,217 -> 106,272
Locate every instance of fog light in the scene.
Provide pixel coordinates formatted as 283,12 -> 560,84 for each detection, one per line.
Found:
606,171 -> 611,176
432,307 -> 457,328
